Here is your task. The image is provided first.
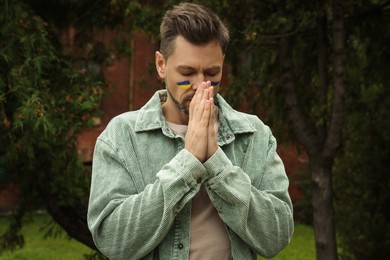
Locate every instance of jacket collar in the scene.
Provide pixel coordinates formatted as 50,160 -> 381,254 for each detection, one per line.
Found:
134,90 -> 256,145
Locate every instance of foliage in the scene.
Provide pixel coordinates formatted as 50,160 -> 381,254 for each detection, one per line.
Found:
0,0 -> 103,251
1,0 -> 389,258
201,0 -> 322,137
333,3 -> 390,258
334,83 -> 390,259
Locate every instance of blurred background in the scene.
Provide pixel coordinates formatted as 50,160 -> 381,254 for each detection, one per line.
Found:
1,0 -> 389,259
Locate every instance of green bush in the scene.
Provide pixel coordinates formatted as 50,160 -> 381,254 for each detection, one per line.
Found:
334,84 -> 390,259
0,0 -> 103,250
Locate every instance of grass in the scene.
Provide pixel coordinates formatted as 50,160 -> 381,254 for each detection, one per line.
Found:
0,213 -> 94,260
0,213 -> 315,259
258,224 -> 315,260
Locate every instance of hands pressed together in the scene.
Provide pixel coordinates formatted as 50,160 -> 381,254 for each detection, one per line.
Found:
185,81 -> 218,163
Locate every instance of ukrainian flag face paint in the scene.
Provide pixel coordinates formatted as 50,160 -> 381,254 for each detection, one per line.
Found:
210,81 -> 220,87
210,81 -> 220,93
176,80 -> 191,89
176,80 -> 220,89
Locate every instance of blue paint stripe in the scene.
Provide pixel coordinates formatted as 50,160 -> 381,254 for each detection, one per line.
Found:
177,80 -> 190,85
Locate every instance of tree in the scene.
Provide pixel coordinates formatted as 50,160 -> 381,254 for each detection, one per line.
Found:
278,1 -> 344,258
0,0 -> 104,250
0,0 -> 163,253
1,0 -> 389,259
333,1 -> 390,258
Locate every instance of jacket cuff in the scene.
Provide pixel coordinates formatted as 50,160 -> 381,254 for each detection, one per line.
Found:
203,147 -> 233,178
172,149 -> 207,186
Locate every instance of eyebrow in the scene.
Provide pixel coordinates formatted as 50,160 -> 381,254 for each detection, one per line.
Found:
176,65 -> 222,72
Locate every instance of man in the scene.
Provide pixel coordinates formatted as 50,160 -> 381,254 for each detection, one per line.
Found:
88,3 -> 293,260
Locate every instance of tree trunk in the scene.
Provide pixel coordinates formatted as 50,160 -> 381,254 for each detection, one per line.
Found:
279,0 -> 346,257
311,158 -> 338,260
280,37 -> 340,258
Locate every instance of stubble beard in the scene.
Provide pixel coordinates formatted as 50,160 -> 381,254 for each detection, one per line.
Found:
166,88 -> 190,115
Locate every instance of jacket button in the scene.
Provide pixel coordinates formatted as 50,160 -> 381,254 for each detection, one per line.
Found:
178,243 -> 184,249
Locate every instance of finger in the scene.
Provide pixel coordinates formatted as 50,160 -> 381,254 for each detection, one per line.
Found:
189,85 -> 202,119
208,96 -> 215,133
189,83 -> 206,117
209,85 -> 214,99
198,88 -> 210,121
191,83 -> 212,122
201,98 -> 212,125
206,86 -> 214,123
193,82 -> 207,104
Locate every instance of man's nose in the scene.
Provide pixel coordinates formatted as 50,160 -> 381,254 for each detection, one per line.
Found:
191,75 -> 206,90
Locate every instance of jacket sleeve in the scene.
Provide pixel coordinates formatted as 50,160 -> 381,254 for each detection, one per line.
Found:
203,124 -> 294,258
87,130 -> 205,259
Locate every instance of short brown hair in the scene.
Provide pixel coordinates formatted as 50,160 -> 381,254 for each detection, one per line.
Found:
159,2 -> 229,58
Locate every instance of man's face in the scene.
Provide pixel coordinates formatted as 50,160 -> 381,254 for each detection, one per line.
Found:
156,36 -> 224,114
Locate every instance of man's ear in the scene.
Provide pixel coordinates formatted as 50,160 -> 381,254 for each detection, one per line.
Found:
155,51 -> 166,78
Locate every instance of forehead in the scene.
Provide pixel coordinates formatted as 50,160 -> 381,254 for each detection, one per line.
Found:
167,36 -> 224,67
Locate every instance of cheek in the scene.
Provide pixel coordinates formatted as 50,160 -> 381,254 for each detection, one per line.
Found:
166,80 -> 185,98
167,78 -> 189,93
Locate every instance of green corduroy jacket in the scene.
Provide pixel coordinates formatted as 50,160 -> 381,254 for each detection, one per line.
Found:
87,90 -> 294,260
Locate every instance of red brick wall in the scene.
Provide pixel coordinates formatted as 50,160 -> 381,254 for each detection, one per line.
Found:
77,31 -> 162,162
277,144 -> 309,203
0,183 -> 20,212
